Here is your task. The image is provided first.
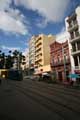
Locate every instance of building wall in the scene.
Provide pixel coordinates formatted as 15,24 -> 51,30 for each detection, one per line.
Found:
35,34 -> 55,73
29,36 -> 36,67
65,17 -> 75,74
50,41 -> 71,82
26,52 -> 29,69
43,35 -> 55,66
76,6 -> 80,32
65,6 -> 80,75
35,34 -> 43,67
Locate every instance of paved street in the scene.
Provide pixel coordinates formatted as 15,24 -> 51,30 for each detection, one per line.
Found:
0,78 -> 80,120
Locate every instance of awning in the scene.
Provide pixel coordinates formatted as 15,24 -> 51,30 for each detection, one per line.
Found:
68,74 -> 80,78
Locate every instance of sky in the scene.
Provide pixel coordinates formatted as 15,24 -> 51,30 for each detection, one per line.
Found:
0,0 -> 80,54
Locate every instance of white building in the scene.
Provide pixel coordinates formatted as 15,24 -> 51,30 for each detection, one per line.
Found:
29,36 -> 36,68
65,6 -> 80,75
26,51 -> 29,69
20,48 -> 29,70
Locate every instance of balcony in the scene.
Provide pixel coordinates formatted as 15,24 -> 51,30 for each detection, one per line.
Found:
67,13 -> 76,22
68,22 -> 78,32
35,37 -> 42,44
35,41 -> 42,47
35,51 -> 42,56
35,60 -> 43,67
75,66 -> 80,70
72,50 -> 80,56
35,47 -> 41,52
70,34 -> 80,43
35,57 -> 42,62
51,59 -> 70,67
35,57 -> 41,61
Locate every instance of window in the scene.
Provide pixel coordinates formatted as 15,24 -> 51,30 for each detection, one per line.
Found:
70,31 -> 74,39
59,57 -> 61,62
77,41 -> 80,50
74,56 -> 78,66
73,16 -> 77,25
54,59 -> 57,63
40,69 -> 43,71
68,21 -> 72,28
72,43 -> 76,52
75,28 -> 79,37
57,56 -> 60,62
65,55 -> 68,61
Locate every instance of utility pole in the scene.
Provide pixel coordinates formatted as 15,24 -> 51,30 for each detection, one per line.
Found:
62,46 -> 67,81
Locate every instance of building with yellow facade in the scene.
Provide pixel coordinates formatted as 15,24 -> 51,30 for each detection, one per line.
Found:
35,34 -> 55,73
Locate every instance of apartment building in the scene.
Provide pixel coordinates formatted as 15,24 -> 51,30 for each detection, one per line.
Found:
65,6 -> 80,76
29,36 -> 36,68
35,34 -> 55,73
25,51 -> 29,69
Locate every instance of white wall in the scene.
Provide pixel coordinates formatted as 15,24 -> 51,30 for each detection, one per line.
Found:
76,6 -> 80,33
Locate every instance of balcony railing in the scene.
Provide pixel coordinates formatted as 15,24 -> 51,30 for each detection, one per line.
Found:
35,56 -> 42,61
35,41 -> 42,46
70,34 -> 80,43
72,50 -> 80,56
51,59 -> 70,67
75,66 -> 80,70
70,32 -> 79,39
35,47 -> 41,52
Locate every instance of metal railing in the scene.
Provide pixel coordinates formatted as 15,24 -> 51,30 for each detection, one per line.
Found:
75,66 -> 80,70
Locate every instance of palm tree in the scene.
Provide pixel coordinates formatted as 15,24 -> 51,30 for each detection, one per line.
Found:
0,50 -> 1,53
9,50 -> 12,54
0,52 -> 5,69
0,50 -> 2,69
2,52 -> 5,68
0,50 -> 2,61
5,51 -> 13,69
12,50 -> 25,70
13,50 -> 19,57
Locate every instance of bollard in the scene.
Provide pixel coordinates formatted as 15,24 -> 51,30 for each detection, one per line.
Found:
0,79 -> 1,84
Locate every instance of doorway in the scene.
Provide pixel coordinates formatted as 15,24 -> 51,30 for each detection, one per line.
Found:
58,71 -> 63,82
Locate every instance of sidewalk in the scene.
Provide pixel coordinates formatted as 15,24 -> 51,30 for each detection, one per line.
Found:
60,80 -> 80,89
